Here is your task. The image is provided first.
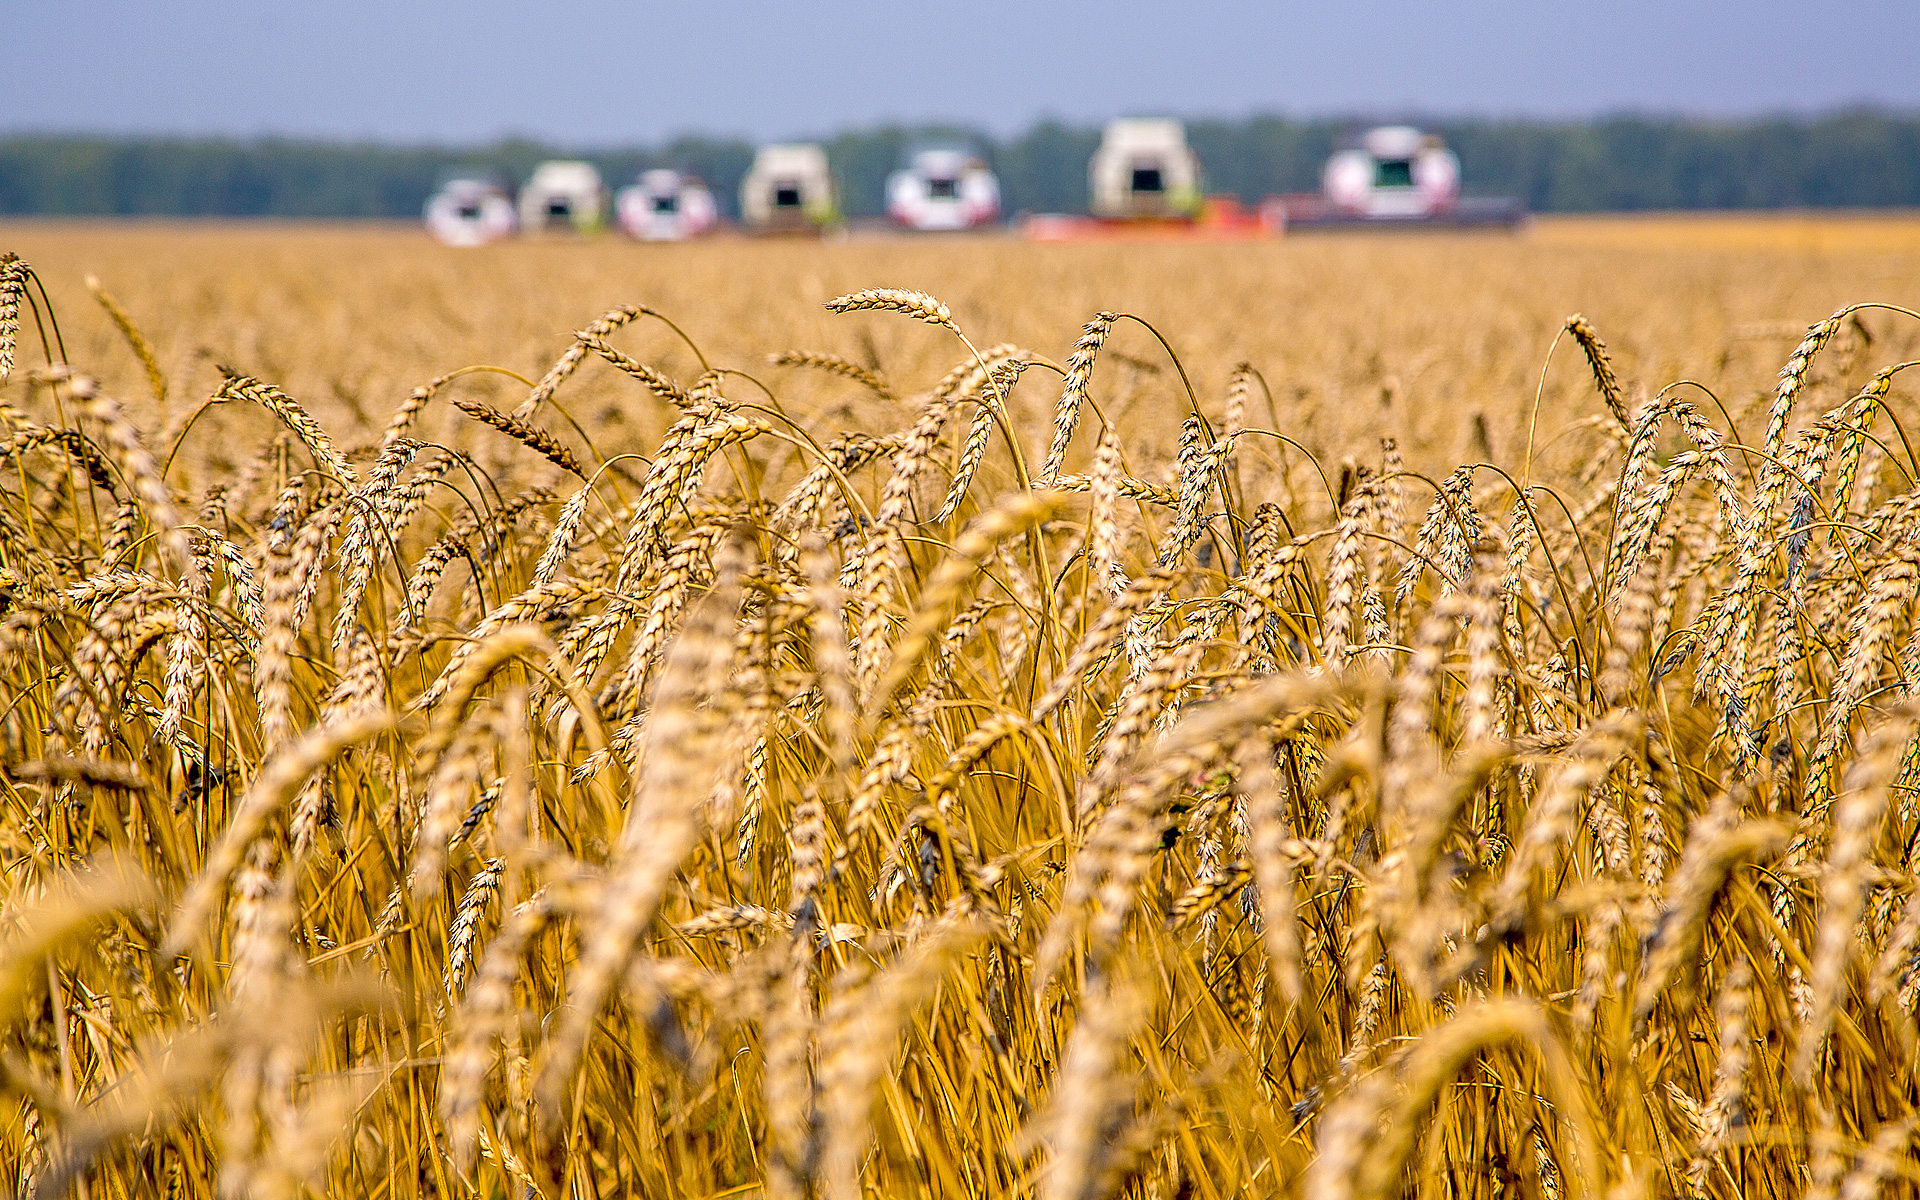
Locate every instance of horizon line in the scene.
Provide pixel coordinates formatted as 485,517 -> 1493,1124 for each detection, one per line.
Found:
5,102 -> 1918,153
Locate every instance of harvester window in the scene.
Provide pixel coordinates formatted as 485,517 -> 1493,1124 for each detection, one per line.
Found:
1374,159 -> 1415,189
1130,166 -> 1165,194
652,194 -> 678,214
927,176 -> 959,199
773,183 -> 803,208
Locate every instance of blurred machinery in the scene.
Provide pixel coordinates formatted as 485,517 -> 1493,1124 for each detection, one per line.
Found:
886,147 -> 1001,231
740,144 -> 838,233
1325,126 -> 1459,217
1026,118 -> 1272,240
1274,127 -> 1524,229
1088,119 -> 1202,220
517,161 -> 607,235
423,173 -> 516,247
616,169 -> 718,241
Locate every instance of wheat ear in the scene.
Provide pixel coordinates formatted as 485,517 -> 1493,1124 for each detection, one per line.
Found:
1565,314 -> 1630,430
1042,313 -> 1117,480
824,287 -> 955,330
453,397 -> 585,477
85,275 -> 167,405
216,369 -> 358,486
0,253 -> 28,381
769,350 -> 895,401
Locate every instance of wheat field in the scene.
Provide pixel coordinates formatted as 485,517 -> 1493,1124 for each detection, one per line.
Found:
3,216 -> 1920,1199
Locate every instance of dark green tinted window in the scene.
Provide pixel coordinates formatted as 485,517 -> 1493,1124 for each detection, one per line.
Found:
1374,159 -> 1414,188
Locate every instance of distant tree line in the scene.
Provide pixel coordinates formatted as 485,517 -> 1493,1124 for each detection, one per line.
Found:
3,109 -> 1917,220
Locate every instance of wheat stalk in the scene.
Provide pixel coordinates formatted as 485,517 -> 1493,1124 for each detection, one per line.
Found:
537,538 -> 749,1117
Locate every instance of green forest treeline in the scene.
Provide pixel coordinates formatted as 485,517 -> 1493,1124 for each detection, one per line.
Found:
4,109 -> 1917,219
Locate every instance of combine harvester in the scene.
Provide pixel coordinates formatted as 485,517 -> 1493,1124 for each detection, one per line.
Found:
1026,118 -> 1277,241
741,144 -> 839,234
1090,118 -> 1202,220
518,161 -> 607,235
887,146 -> 1001,231
424,172 -> 516,247
616,169 -> 718,241
1273,126 -> 1525,230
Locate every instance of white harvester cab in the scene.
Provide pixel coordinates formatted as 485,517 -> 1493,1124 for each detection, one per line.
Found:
886,148 -> 1001,232
424,174 -> 516,247
518,161 -> 607,234
616,169 -> 719,241
1089,119 -> 1202,219
1322,127 -> 1461,219
740,144 -> 837,231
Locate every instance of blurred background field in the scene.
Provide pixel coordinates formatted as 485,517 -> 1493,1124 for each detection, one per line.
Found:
6,213 -> 1918,490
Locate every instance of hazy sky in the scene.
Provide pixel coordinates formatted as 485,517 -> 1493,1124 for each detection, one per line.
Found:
12,1 -> 1920,144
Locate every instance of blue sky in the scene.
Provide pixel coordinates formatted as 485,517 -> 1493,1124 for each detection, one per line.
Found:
12,1 -> 1920,143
